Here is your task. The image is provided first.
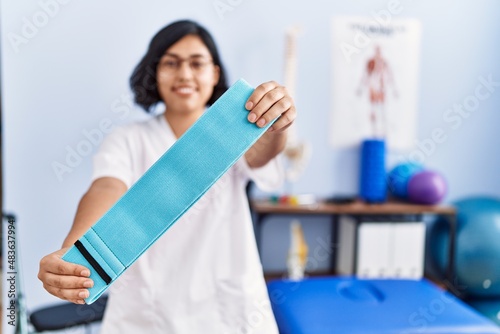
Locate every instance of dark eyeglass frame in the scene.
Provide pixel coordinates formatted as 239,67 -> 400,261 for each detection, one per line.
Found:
158,55 -> 214,74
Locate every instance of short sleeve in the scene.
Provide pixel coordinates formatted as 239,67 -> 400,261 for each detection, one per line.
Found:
233,154 -> 285,192
91,126 -> 134,188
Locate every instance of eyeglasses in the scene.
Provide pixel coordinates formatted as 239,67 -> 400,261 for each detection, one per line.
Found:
158,56 -> 214,74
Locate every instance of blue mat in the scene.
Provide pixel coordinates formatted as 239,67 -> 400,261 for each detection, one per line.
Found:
268,277 -> 500,333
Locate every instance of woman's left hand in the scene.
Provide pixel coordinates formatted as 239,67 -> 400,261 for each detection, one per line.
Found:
245,81 -> 296,133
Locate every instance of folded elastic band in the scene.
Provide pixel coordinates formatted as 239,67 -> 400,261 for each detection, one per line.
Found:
62,79 -> 274,303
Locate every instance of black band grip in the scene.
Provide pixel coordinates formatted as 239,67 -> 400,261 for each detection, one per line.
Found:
74,240 -> 112,285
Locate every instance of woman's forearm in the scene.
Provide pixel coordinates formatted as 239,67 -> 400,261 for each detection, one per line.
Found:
62,177 -> 127,248
245,130 -> 287,168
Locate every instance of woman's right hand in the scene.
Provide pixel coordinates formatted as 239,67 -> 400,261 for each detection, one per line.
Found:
38,248 -> 94,304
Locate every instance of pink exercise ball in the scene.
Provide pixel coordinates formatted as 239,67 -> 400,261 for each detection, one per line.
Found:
407,170 -> 447,205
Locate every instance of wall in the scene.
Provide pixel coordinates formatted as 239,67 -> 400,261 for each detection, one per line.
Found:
2,0 -> 500,321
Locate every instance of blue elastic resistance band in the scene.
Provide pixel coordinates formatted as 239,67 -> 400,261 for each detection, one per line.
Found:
62,79 -> 274,304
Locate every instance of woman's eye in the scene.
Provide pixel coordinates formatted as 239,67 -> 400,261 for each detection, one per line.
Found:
191,61 -> 203,69
163,60 -> 178,68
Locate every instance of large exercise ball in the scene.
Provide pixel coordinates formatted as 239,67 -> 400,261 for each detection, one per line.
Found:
467,299 -> 500,326
387,162 -> 423,199
429,197 -> 500,298
407,170 -> 447,205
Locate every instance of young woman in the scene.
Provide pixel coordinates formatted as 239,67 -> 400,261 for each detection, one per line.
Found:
38,20 -> 296,333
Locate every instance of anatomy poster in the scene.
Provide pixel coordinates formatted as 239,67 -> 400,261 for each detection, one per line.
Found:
330,17 -> 421,150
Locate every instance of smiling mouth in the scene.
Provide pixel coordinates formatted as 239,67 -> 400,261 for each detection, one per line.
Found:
174,87 -> 196,95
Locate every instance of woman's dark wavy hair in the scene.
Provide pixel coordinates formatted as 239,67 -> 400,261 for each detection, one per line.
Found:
130,20 -> 229,112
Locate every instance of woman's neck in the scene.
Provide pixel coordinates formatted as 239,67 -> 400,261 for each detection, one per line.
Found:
163,108 -> 204,138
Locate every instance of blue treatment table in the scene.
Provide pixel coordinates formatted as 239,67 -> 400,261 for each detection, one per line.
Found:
267,277 -> 500,334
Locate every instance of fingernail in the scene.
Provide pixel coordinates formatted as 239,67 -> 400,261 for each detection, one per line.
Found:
248,113 -> 257,123
246,101 -> 253,110
83,280 -> 93,288
268,126 -> 274,132
81,270 -> 90,277
79,290 -> 89,299
257,119 -> 266,127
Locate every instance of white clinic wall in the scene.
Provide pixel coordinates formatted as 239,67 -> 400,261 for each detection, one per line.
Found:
2,0 -> 500,325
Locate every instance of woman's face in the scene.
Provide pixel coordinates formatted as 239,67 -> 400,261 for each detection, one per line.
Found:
156,34 -> 220,115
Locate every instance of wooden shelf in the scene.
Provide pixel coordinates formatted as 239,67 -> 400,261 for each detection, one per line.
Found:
251,199 -> 456,216
252,199 -> 459,295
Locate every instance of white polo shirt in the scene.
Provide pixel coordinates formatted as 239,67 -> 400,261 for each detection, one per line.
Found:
92,114 -> 282,334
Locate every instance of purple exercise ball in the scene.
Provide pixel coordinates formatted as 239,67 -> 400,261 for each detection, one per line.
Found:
407,170 -> 447,205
